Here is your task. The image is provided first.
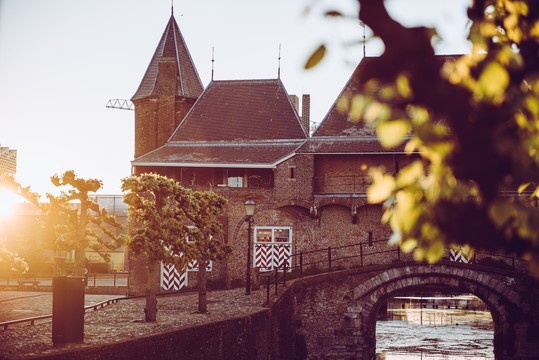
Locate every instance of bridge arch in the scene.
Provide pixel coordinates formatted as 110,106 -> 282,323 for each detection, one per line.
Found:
350,263 -> 521,359
291,262 -> 538,360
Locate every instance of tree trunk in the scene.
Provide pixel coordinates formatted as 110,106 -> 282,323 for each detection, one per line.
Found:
197,262 -> 208,314
73,200 -> 88,276
145,259 -> 158,322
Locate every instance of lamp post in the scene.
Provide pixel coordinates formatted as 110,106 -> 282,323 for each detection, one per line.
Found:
244,197 -> 256,295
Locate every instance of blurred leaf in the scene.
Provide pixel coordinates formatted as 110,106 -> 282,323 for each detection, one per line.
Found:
377,120 -> 410,148
426,242 -> 445,263
518,183 -> 531,193
396,74 -> 412,98
388,231 -> 401,246
479,62 -> 509,100
364,102 -> 389,124
489,200 -> 514,227
394,190 -> 421,233
401,238 -> 418,253
337,95 -> 350,114
349,95 -> 367,121
531,20 -> 539,39
304,44 -> 326,70
367,173 -> 395,203
397,161 -> 424,187
325,10 -> 343,17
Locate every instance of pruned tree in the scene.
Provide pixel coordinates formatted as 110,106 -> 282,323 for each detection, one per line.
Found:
187,190 -> 229,313
122,173 -> 196,322
0,240 -> 29,273
44,170 -> 123,276
0,173 -> 40,272
308,0 -> 539,273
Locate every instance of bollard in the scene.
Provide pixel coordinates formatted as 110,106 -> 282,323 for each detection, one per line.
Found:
252,267 -> 261,290
52,276 -> 85,344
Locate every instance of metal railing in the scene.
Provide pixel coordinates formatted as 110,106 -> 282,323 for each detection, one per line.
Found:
262,240 -> 523,305
0,297 -> 123,330
0,272 -> 128,288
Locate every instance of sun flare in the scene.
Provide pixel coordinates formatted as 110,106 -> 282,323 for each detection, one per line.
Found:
0,188 -> 20,219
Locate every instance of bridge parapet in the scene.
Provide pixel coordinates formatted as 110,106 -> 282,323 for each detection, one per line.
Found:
282,261 -> 539,360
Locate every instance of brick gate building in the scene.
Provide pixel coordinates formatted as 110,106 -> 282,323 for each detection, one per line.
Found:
127,13 -> 418,294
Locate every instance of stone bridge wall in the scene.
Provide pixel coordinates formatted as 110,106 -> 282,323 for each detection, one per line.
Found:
287,261 -> 539,360
32,262 -> 539,360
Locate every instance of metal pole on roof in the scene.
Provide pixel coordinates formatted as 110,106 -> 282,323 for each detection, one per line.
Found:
211,47 -> 215,81
277,44 -> 281,79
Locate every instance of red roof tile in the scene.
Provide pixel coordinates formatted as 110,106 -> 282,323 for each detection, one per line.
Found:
132,142 -> 303,167
313,55 -> 461,137
170,79 -> 308,142
132,15 -> 203,101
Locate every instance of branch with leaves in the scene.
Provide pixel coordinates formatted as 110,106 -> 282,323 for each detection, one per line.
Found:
43,170 -> 123,276
307,0 -> 539,274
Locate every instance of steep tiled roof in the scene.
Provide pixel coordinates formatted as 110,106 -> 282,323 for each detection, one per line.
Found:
131,15 -> 203,101
313,55 -> 461,138
132,141 -> 303,167
170,79 -> 308,141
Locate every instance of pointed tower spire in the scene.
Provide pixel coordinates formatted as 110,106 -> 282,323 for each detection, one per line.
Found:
132,14 -> 203,101
132,13 -> 204,158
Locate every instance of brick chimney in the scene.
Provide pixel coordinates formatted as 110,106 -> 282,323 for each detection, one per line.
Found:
302,94 -> 311,136
289,95 -> 299,113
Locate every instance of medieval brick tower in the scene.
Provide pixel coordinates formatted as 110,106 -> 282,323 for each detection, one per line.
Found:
131,14 -> 203,159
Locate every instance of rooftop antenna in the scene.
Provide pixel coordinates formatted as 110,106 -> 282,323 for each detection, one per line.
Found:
277,44 -> 282,79
360,21 -> 366,57
211,46 -> 215,81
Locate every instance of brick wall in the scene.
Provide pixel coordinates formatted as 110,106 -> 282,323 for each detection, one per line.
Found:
129,151 -> 401,291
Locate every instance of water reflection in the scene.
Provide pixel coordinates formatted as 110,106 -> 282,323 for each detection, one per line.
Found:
376,294 -> 494,359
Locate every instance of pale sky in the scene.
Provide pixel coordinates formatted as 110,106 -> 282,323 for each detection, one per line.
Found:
0,0 -> 471,198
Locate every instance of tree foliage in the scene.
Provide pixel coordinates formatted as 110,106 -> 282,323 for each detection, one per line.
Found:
0,240 -> 29,273
309,0 -> 539,272
188,190 -> 230,313
0,173 -> 40,272
122,173 -> 229,319
0,171 -> 122,274
43,170 -> 123,276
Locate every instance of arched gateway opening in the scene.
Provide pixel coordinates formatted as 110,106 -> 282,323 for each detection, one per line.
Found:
349,264 -> 521,360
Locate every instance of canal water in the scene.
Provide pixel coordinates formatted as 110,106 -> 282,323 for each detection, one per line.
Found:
376,294 -> 494,359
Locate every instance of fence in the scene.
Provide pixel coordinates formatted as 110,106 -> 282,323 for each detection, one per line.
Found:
0,297 -> 123,330
263,240 -> 524,305
0,273 -> 128,288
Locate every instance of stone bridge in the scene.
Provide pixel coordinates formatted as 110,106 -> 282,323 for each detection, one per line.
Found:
278,260 -> 539,360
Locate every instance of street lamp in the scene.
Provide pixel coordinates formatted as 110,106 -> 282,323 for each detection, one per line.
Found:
244,197 -> 256,295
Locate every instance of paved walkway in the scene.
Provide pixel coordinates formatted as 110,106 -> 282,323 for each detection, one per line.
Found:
0,291 -> 120,322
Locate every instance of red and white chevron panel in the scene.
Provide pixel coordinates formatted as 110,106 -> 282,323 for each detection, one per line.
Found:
255,244 -> 273,271
450,247 -> 473,263
160,263 -> 187,290
274,244 -> 291,271
254,243 -> 291,272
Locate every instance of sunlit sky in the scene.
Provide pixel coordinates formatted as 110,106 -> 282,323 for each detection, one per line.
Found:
0,0 -> 471,199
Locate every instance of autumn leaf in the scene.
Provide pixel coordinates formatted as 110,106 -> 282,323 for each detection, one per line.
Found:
376,120 -> 410,148
304,44 -> 326,69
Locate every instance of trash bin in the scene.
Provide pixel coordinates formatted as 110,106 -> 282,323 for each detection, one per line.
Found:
52,276 -> 85,344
